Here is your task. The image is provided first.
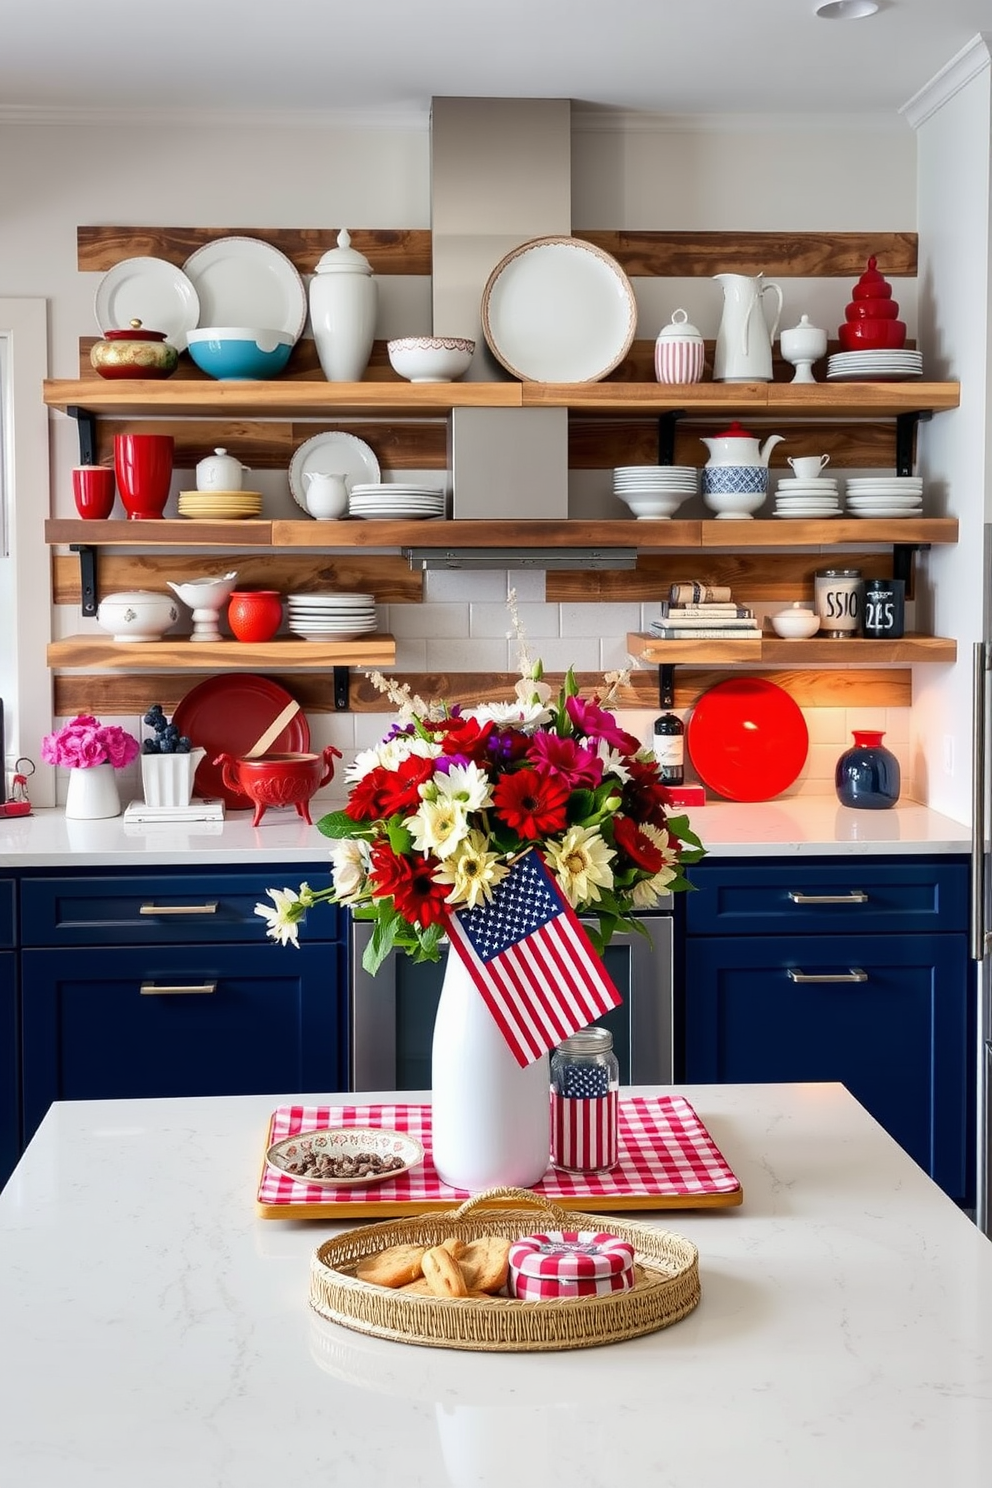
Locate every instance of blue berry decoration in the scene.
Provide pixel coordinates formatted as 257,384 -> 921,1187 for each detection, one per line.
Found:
142,704 -> 192,754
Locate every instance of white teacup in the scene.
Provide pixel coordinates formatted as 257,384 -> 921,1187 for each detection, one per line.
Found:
788,454 -> 830,480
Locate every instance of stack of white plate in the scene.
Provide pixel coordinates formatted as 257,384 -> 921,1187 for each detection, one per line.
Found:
845,476 -> 924,520
612,465 -> 697,520
177,490 -> 263,521
826,349 -> 923,381
286,592 -> 378,642
349,484 -> 446,520
773,475 -> 842,519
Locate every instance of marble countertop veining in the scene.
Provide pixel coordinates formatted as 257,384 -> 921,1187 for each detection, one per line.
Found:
0,1083 -> 990,1487
0,797 -> 972,866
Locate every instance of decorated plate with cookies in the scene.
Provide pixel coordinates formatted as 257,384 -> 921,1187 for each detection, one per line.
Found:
266,1127 -> 424,1187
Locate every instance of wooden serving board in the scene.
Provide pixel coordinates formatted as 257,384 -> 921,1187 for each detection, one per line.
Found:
255,1096 -> 743,1219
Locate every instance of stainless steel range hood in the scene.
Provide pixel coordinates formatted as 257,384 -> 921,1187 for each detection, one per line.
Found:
430,97 -> 573,526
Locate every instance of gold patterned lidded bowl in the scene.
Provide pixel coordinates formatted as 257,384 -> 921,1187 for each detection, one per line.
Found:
90,319 -> 179,380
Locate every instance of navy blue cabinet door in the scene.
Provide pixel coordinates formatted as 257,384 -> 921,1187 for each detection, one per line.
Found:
684,932 -> 970,1199
20,941 -> 345,1144
1,952 -> 17,1190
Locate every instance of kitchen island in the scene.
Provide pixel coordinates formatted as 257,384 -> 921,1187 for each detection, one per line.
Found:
1,1083 -> 990,1487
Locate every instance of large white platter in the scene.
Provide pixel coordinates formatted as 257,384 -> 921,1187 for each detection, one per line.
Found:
94,256 -> 200,351
288,431 -> 381,510
183,236 -> 307,343
481,235 -> 637,383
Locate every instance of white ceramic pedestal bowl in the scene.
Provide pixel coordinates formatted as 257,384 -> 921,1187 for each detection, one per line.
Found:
387,337 -> 475,383
96,590 -> 181,642
619,495 -> 685,520
702,486 -> 768,519
770,607 -> 821,639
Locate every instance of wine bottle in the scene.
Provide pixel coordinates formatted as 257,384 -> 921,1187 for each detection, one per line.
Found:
653,712 -> 685,785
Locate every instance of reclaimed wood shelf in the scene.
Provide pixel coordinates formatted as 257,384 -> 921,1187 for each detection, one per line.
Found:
42,379 -> 961,421
44,517 -> 960,550
46,634 -> 396,671
628,631 -> 957,666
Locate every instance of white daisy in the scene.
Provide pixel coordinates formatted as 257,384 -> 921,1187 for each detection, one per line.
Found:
408,797 -> 470,860
544,825 -> 615,908
431,760 -> 493,812
253,887 -> 307,948
433,831 -> 509,909
329,838 -> 371,902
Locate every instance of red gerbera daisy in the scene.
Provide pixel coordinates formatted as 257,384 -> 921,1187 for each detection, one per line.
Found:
368,841 -> 448,929
492,767 -> 570,840
345,765 -> 397,822
613,815 -> 664,873
621,759 -> 673,828
376,753 -> 435,816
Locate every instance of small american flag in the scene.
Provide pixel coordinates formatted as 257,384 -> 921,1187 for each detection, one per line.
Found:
551,1090 -> 620,1173
443,850 -> 623,1068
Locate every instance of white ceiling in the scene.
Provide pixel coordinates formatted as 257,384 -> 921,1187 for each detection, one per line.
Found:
0,0 -> 988,120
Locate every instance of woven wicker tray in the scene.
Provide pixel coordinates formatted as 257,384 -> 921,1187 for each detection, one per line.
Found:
309,1186 -> 700,1352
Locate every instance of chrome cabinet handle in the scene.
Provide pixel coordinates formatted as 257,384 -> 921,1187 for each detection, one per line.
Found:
139,902 -> 218,916
788,890 -> 868,905
787,967 -> 867,984
140,981 -> 218,996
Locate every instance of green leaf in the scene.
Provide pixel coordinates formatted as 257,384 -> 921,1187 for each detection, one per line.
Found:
317,811 -> 366,840
385,814 -> 415,854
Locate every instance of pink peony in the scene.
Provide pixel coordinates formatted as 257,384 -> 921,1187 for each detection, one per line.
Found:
40,714 -> 140,770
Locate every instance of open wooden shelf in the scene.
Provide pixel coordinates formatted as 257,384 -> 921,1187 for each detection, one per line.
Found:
46,634 -> 396,671
628,631 -> 957,666
44,517 -> 960,550
42,379 -> 961,421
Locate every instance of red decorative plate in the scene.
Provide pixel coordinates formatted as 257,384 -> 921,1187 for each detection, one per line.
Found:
172,675 -> 310,810
686,678 -> 809,802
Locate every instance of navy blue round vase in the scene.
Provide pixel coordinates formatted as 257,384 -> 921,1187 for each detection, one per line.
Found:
835,730 -> 900,810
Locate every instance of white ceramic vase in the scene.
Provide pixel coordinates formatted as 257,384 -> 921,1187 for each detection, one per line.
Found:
309,229 -> 378,383
64,762 -> 121,821
431,950 -> 551,1192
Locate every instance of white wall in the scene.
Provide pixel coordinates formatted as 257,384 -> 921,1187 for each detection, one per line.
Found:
0,108 -> 923,807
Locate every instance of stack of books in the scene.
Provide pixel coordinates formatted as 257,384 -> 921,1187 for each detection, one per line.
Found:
650,583 -> 760,641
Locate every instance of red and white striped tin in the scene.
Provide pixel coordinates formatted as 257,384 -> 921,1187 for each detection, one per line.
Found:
654,308 -> 705,385
551,1089 -> 619,1173
508,1230 -> 636,1300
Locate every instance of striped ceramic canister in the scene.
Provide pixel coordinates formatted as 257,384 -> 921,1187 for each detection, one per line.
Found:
655,308 -> 705,384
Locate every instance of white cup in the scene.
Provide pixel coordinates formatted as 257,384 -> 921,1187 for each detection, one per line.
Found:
788,454 -> 830,480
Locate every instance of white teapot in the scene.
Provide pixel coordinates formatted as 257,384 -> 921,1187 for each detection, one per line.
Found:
195,448 -> 251,492
700,421 -> 784,468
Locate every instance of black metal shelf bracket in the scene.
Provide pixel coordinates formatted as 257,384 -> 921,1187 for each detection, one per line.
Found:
69,544 -> 98,617
893,542 -> 928,595
67,406 -> 98,468
658,412 -> 683,468
658,664 -> 675,709
895,409 -> 932,478
333,666 -> 350,712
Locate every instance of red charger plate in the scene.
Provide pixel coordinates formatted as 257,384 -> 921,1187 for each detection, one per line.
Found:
686,678 -> 808,802
172,675 -> 310,810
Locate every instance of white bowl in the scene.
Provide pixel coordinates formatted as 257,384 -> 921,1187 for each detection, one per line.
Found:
702,487 -> 768,519
387,336 -> 475,383
620,496 -> 684,519
96,590 -> 181,642
770,608 -> 821,639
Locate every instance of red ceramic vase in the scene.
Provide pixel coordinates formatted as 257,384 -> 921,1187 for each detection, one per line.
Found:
113,433 -> 174,520
227,590 -> 283,643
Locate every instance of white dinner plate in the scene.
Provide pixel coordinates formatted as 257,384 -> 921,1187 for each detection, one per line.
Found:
482,235 -> 637,383
774,510 -> 841,518
94,256 -> 200,351
848,507 -> 920,519
288,432 -> 381,510
183,236 -> 307,343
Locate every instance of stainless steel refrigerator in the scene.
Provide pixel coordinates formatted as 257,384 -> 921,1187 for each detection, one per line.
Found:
970,534 -> 992,1235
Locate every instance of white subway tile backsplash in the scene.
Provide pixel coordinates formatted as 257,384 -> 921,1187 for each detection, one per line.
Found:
506,571 -> 546,602
560,602 -> 642,638
391,637 -> 429,669
426,637 -> 509,672
425,570 -> 507,603
471,601 -> 560,639
525,637 -> 600,672
386,603 -> 468,638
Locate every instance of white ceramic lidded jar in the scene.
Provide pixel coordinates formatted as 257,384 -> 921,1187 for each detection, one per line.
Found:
309,229 -> 378,383
195,448 -> 249,491
654,308 -> 705,384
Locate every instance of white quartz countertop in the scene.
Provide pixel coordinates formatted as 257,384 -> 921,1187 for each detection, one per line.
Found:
1,1083 -> 990,1487
0,797 -> 971,866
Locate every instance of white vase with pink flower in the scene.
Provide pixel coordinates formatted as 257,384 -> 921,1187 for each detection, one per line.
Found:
41,714 -> 140,821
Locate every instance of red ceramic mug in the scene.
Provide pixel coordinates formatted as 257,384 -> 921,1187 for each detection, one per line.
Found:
72,465 -> 116,520
113,433 -> 174,520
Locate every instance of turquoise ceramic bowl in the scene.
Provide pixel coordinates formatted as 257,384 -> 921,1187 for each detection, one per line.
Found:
186,327 -> 294,380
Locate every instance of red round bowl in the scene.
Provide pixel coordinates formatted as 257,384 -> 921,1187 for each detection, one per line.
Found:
838,318 -> 907,352
228,590 -> 283,643
213,747 -> 341,826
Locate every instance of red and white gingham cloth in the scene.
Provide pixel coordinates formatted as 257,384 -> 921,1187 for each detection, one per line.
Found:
256,1094 -> 741,1210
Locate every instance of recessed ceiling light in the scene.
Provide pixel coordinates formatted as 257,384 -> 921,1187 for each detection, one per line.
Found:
815,0 -> 879,17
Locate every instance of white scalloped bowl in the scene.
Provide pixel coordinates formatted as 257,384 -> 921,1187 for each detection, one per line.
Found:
387,337 -> 475,383
770,608 -> 821,639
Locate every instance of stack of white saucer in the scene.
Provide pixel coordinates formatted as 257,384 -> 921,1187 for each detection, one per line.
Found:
286,592 -> 378,642
826,349 -> 923,381
773,474 -> 842,519
612,465 -> 698,520
349,484 -> 446,520
845,476 -> 923,520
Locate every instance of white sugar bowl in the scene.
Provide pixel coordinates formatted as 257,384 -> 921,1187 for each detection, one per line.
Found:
96,590 -> 180,643
195,447 -> 250,492
654,309 -> 705,385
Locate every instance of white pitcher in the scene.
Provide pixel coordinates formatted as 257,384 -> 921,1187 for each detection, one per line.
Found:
713,272 -> 784,383
303,471 -> 349,520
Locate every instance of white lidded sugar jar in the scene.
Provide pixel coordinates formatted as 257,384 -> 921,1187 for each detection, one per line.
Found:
309,229 -> 378,383
195,447 -> 249,492
654,308 -> 705,384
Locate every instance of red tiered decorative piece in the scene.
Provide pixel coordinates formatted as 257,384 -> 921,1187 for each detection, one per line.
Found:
838,255 -> 907,352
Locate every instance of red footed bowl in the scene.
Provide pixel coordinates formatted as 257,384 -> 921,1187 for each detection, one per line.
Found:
213,747 -> 341,827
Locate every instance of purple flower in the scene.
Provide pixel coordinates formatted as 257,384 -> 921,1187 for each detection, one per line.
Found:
565,696 -> 640,754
